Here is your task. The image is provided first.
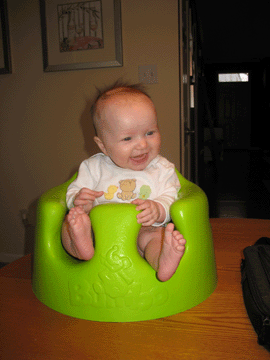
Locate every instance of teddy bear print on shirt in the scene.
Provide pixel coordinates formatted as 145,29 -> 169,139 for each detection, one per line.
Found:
117,179 -> 137,201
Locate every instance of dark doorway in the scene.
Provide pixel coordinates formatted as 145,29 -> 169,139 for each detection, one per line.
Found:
201,63 -> 270,219
217,75 -> 251,149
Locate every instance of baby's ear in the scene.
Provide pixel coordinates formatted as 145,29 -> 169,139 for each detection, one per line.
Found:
94,136 -> 108,156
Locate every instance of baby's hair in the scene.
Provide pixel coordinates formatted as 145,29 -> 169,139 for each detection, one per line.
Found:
91,80 -> 151,136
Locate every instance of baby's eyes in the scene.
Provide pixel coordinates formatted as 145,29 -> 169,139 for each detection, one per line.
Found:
121,131 -> 156,141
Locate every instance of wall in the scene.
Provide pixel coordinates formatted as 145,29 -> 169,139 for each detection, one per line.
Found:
0,0 -> 180,261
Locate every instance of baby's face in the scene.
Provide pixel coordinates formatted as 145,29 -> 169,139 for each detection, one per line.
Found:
95,94 -> 161,171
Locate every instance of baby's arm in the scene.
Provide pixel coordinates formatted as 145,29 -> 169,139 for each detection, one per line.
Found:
132,199 -> 166,226
73,188 -> 104,214
132,164 -> 180,226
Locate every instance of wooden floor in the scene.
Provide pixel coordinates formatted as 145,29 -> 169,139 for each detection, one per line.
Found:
203,149 -> 270,219
2,220 -> 270,359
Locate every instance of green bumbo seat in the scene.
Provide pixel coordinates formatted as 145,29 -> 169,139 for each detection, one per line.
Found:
32,170 -> 217,322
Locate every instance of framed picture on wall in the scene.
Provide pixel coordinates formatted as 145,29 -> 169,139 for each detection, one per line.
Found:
0,0 -> 12,74
40,0 -> 123,72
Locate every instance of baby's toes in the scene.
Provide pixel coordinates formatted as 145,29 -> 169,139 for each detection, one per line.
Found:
178,237 -> 186,245
176,241 -> 185,252
174,234 -> 186,252
173,230 -> 183,238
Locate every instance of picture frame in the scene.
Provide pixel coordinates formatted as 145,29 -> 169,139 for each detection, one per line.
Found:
0,0 -> 12,74
40,0 -> 123,72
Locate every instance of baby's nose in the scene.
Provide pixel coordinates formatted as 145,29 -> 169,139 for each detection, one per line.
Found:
136,137 -> 147,149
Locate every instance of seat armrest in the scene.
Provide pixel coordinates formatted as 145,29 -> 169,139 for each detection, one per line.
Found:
35,174 -> 77,259
170,181 -> 210,239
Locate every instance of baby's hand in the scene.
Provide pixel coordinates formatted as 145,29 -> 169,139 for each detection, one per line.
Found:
74,188 -> 104,214
132,199 -> 165,226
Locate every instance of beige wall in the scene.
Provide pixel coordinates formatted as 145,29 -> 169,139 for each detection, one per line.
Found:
0,0 -> 180,261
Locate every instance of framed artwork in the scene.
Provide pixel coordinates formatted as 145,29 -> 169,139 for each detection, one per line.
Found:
40,0 -> 123,72
0,0 -> 11,74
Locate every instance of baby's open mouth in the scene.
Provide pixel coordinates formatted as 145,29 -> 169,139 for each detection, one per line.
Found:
131,153 -> 148,164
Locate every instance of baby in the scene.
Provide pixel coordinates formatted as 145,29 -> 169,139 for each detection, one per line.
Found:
62,82 -> 186,282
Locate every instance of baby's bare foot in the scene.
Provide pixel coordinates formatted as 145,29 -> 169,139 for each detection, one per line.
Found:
66,206 -> 94,260
157,223 -> 186,282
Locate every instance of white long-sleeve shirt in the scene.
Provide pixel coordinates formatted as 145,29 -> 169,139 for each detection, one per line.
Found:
66,153 -> 180,226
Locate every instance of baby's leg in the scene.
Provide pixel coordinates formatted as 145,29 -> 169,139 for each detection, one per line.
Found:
137,224 -> 186,282
61,206 -> 94,260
